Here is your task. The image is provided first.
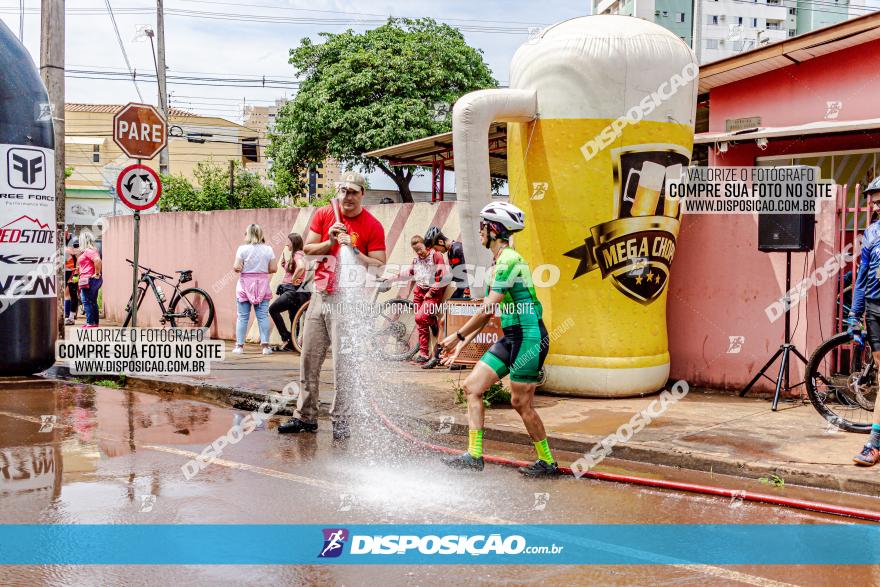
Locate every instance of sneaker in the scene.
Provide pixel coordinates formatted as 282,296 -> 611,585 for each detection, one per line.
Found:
262,347 -> 273,355
449,364 -> 466,371
64,318 -> 75,326
518,459 -> 561,477
441,452 -> 484,471
332,420 -> 351,440
277,418 -> 318,434
853,444 -> 880,466
421,356 -> 441,369
410,354 -> 430,365
232,345 -> 244,354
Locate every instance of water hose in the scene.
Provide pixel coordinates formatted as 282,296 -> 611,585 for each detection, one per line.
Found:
369,399 -> 880,523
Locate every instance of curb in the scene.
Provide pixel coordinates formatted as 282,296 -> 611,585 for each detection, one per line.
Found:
408,416 -> 878,496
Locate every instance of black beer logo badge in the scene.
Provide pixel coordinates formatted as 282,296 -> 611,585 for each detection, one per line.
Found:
564,145 -> 690,305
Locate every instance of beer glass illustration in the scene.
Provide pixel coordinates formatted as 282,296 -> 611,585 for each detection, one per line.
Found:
624,161 -> 666,217
451,16 -> 698,396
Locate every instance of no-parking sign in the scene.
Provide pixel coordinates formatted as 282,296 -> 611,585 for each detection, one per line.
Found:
116,164 -> 162,211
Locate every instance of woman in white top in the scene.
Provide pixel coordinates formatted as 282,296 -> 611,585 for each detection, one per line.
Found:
233,223 -> 277,355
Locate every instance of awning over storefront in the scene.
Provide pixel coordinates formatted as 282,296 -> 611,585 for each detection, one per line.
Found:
694,117 -> 880,144
699,13 -> 880,94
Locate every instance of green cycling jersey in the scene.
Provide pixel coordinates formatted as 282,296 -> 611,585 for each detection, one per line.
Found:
485,246 -> 543,329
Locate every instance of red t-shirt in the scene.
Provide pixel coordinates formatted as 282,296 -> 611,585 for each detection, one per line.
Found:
310,205 -> 385,294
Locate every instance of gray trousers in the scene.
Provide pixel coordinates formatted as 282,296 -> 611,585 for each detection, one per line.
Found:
294,292 -> 351,424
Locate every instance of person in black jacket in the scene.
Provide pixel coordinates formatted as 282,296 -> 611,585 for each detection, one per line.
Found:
422,226 -> 470,369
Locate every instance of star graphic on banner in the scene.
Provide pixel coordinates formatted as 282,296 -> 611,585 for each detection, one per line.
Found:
647,271 -> 655,283
635,275 -> 643,285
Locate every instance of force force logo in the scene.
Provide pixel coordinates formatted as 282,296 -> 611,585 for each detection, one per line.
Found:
7,148 -> 46,190
0,215 -> 54,246
318,528 -> 348,558
564,145 -> 689,305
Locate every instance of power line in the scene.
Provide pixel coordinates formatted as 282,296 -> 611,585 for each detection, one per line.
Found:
4,1 -> 876,20
176,0 -> 556,26
65,68 -> 300,89
172,94 -> 281,103
103,0 -> 144,101
67,62 -> 301,81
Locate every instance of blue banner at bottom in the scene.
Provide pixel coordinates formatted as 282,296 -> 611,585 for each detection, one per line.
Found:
0,524 -> 878,565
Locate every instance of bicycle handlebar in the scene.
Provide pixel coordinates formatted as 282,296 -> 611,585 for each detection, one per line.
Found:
125,258 -> 174,281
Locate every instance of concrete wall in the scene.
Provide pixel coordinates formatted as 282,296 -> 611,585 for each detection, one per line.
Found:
102,203 -> 460,342
103,200 -> 837,393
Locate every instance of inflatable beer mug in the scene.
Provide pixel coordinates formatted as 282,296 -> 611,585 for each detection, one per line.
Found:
452,16 -> 698,396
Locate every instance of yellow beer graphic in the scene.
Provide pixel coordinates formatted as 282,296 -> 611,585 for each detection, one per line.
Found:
626,161 -> 665,217
452,15 -> 698,396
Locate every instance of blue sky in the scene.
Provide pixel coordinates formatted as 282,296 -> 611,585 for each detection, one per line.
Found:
1,1 -> 588,191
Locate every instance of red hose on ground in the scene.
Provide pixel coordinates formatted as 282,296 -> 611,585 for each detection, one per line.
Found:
370,400 -> 880,523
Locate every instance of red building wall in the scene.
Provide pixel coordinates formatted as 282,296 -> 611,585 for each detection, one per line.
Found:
708,38 -> 880,132
667,42 -> 880,392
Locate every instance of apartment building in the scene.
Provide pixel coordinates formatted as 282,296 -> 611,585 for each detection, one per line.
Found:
593,0 -> 854,63
244,99 -> 342,198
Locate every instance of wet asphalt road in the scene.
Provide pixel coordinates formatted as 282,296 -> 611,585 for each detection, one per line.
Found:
1,378 -> 879,586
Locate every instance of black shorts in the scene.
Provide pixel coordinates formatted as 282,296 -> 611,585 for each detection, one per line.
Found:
865,301 -> 880,349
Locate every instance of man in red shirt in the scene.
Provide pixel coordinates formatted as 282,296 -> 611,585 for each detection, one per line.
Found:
279,171 -> 386,439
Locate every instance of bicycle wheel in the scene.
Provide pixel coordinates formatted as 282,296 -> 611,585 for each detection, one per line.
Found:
805,332 -> 875,433
122,286 -> 147,327
372,298 -> 419,361
292,300 -> 309,353
169,287 -> 215,328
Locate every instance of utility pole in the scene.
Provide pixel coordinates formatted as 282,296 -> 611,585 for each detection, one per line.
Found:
229,160 -> 235,207
40,0 -> 65,338
691,0 -> 702,63
156,0 -> 169,175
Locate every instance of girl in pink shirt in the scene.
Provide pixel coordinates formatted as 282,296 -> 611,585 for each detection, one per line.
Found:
77,230 -> 103,328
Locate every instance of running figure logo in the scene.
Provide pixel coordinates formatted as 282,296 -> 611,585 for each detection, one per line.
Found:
318,528 -> 349,558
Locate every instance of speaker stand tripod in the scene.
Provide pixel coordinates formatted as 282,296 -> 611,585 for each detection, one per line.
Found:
740,251 -> 809,410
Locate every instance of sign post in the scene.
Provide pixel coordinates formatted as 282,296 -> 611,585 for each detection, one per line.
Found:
113,102 -> 167,328
115,163 -> 163,327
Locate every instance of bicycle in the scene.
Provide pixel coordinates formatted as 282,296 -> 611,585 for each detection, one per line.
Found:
123,258 -> 215,328
805,314 -> 876,433
291,284 -> 419,361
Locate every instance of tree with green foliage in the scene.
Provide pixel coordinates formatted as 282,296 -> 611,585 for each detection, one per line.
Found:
268,17 -> 497,203
159,160 -> 279,212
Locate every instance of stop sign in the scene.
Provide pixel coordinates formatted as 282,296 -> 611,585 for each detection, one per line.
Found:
112,102 -> 168,160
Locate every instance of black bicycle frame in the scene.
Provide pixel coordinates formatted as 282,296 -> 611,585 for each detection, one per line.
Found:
133,272 -> 184,319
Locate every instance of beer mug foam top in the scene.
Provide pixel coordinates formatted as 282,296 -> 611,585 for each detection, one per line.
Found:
452,16 -> 698,396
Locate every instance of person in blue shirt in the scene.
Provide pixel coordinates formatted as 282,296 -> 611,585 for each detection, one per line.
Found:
848,176 -> 880,466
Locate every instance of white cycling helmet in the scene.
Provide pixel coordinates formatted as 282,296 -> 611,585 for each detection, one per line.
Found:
479,201 -> 525,236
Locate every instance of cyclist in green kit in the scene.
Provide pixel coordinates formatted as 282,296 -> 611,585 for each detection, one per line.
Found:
438,202 -> 558,477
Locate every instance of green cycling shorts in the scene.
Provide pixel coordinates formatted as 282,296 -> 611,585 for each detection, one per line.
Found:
479,321 -> 549,384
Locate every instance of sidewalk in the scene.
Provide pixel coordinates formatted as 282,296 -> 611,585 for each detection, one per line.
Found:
50,340 -> 880,496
